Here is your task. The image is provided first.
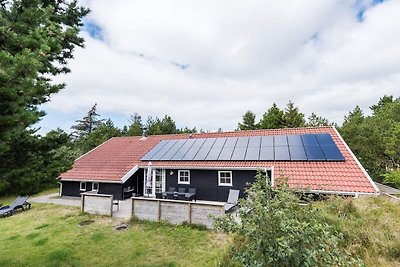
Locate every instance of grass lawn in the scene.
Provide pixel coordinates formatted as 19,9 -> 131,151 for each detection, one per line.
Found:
0,204 -> 229,267
0,187 -> 59,206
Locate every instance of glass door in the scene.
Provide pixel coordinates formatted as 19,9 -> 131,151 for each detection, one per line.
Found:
144,169 -> 165,197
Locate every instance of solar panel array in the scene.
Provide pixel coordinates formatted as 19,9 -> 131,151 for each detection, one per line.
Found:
141,134 -> 345,162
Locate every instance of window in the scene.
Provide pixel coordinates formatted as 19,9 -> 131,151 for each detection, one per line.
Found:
178,170 -> 190,184
218,171 -> 232,186
80,182 -> 86,191
93,182 -> 99,192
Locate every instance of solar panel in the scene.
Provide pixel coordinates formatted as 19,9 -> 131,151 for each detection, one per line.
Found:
261,136 -> 273,146
192,138 -> 207,148
225,137 -> 238,147
218,147 -> 235,160
289,145 -> 307,160
321,145 -> 345,161
259,146 -> 274,160
275,146 -> 290,160
301,134 -> 319,146
231,147 -> 247,160
160,139 -> 187,160
141,133 -> 345,162
236,137 -> 249,147
141,140 -> 168,160
171,139 -> 196,160
274,135 -> 288,146
213,137 -> 227,147
245,146 -> 260,160
202,138 -> 217,148
248,136 -> 261,147
193,147 -> 212,160
205,147 -> 223,160
316,133 -> 335,145
181,139 -> 206,160
287,135 -> 303,146
151,140 -> 178,160
304,145 -> 325,160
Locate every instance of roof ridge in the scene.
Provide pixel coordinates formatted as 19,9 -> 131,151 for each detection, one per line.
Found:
111,126 -> 336,140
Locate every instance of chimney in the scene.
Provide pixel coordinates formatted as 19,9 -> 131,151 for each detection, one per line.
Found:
140,127 -> 148,140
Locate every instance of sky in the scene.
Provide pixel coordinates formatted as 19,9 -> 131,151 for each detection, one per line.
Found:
37,0 -> 400,134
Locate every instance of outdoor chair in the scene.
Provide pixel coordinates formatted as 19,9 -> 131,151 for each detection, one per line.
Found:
174,188 -> 186,200
162,187 -> 176,199
185,188 -> 197,201
224,190 -> 239,213
0,196 -> 31,218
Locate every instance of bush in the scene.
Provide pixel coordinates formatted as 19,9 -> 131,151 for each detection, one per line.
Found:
214,171 -> 362,266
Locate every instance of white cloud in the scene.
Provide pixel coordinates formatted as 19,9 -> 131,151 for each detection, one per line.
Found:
43,0 -> 400,132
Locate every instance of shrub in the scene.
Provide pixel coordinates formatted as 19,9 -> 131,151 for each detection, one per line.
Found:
214,170 -> 362,266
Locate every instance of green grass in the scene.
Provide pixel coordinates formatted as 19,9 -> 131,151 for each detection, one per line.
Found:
316,196 -> 400,266
0,187 -> 59,206
0,204 -> 229,267
1,190 -> 398,266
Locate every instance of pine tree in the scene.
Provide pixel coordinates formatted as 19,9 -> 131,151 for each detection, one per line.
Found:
307,113 -> 330,127
370,95 -> 394,115
259,103 -> 285,129
0,0 -> 89,143
127,113 -> 143,136
71,103 -> 104,138
146,115 -> 177,135
160,115 -> 177,134
238,111 -> 258,130
283,101 -> 306,128
73,119 -> 122,153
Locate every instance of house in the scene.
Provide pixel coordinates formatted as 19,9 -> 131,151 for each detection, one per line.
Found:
59,126 -> 379,201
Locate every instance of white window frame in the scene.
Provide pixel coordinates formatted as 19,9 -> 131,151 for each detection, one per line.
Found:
178,170 -> 190,185
80,182 -> 86,191
218,171 -> 233,186
93,182 -> 99,192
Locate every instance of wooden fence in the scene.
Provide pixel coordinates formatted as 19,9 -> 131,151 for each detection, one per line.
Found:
81,193 -> 113,216
131,197 -> 224,229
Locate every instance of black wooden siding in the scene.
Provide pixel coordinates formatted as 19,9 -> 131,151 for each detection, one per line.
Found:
165,169 -> 270,202
61,169 -> 144,200
61,168 -> 268,202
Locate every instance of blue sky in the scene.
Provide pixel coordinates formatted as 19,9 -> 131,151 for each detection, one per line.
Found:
37,0 -> 399,135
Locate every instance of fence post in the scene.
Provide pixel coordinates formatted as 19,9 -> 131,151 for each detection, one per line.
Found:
131,198 -> 135,217
157,200 -> 161,221
188,203 -> 192,224
81,194 -> 85,212
110,196 -> 113,217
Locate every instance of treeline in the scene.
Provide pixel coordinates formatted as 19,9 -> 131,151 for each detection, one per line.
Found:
340,96 -> 400,188
237,101 -> 332,130
69,104 -> 199,154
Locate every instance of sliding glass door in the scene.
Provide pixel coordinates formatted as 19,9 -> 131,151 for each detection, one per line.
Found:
143,169 -> 165,197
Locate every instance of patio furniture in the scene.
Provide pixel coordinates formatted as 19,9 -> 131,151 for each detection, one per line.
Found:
174,188 -> 186,200
162,187 -> 176,199
224,190 -> 239,213
0,196 -> 31,218
185,188 -> 197,201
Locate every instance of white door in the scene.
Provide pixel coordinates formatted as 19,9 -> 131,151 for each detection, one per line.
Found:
144,169 -> 165,197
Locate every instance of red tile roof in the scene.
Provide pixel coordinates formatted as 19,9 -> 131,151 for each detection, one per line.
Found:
60,126 -> 379,194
